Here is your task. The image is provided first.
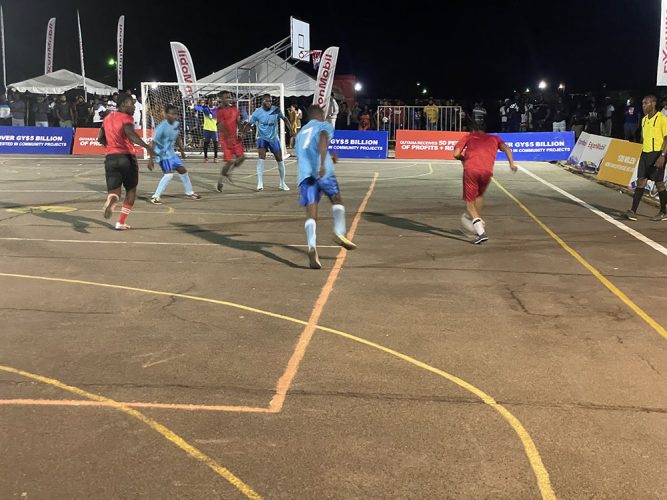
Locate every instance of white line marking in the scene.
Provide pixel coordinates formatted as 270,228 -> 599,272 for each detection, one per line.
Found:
0,236 -> 337,248
0,190 -> 101,193
517,165 -> 667,257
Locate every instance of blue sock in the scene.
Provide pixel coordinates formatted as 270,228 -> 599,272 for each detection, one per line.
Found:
305,218 -> 317,250
332,204 -> 346,236
154,173 -> 174,197
257,159 -> 264,185
278,160 -> 286,184
179,172 -> 193,195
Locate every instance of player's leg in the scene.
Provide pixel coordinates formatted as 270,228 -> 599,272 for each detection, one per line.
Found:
256,142 -> 267,191
116,155 -> 139,230
463,170 -> 488,244
151,159 -> 175,204
203,135 -> 210,162
651,159 -> 667,220
300,177 -> 322,269
103,155 -> 122,219
626,153 -> 651,220
212,133 -> 219,163
175,164 -> 201,199
324,177 -> 356,250
272,141 -> 289,190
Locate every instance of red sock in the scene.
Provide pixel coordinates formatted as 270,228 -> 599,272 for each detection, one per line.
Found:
118,203 -> 132,225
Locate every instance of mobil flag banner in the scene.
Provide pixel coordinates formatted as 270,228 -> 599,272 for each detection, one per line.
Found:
170,41 -> 198,97
313,46 -> 338,117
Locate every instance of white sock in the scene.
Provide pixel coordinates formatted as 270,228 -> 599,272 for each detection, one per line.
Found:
179,172 -> 194,195
257,159 -> 264,185
278,160 -> 286,184
332,204 -> 346,236
154,173 -> 174,197
305,218 -> 317,250
472,218 -> 485,236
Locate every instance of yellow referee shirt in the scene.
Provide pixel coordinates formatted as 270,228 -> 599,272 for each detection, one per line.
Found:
642,112 -> 667,153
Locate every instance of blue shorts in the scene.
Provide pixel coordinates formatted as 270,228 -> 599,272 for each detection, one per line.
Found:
299,176 -> 340,206
203,130 -> 218,142
159,156 -> 184,173
257,138 -> 282,155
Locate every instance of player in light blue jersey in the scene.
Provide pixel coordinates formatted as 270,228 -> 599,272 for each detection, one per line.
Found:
246,94 -> 294,191
296,105 -> 356,269
149,104 -> 201,204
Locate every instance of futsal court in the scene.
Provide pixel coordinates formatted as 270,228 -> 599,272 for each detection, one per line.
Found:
0,155 -> 665,499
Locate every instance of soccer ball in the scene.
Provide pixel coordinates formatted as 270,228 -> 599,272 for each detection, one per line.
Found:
460,213 -> 475,233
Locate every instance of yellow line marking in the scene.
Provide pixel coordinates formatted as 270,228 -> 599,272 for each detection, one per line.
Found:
314,324 -> 556,500
269,173 -> 379,413
380,162 -> 434,181
493,178 -> 667,341
0,364 -> 261,499
0,398 -> 271,412
0,271 -> 554,497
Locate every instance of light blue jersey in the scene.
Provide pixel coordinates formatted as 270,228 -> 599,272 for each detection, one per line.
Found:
296,119 -> 335,185
249,105 -> 285,142
152,119 -> 180,162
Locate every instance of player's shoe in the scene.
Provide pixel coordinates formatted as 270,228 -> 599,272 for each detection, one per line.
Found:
651,211 -> 667,221
103,194 -> 119,219
215,180 -> 224,193
472,233 -> 488,245
333,233 -> 357,250
150,195 -> 162,205
204,158 -> 209,163
279,182 -> 290,191
257,182 -> 264,192
185,192 -> 202,200
308,248 -> 321,269
115,222 -> 131,231
213,158 -> 219,163
624,210 -> 638,221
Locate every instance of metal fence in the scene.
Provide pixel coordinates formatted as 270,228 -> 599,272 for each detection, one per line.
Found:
376,105 -> 462,144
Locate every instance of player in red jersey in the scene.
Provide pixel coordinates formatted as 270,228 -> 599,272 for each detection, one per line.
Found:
215,91 -> 247,192
97,93 -> 155,230
452,121 -> 516,244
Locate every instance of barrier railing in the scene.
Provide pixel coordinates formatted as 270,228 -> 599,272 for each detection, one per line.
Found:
376,105 -> 462,145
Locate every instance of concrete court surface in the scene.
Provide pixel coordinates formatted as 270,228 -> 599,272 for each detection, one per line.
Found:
0,154 -> 665,499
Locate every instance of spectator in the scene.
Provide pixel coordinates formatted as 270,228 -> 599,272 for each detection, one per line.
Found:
9,92 -> 26,127
75,95 -> 90,127
327,96 -> 339,128
551,96 -> 568,132
507,96 -> 523,133
412,100 -> 423,130
288,103 -> 302,148
585,105 -> 601,135
532,98 -> 548,131
661,98 -> 667,117
499,99 -> 509,132
570,102 -> 587,140
92,99 -> 106,128
0,96 -> 10,125
424,98 -> 439,130
624,98 -> 640,142
349,102 -> 361,130
359,106 -> 371,130
106,92 -> 118,113
379,99 -> 392,131
132,94 -> 143,128
54,95 -> 74,127
392,100 -> 405,133
521,99 -> 532,131
32,95 -> 50,127
337,101 -> 350,130
600,96 -> 614,137
472,102 -> 487,128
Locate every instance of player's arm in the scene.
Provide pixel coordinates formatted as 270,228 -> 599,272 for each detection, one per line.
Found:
97,126 -> 107,147
318,130 -> 330,178
176,135 -> 186,159
123,123 -> 155,158
499,143 -> 517,172
452,147 -> 465,161
281,114 -> 294,136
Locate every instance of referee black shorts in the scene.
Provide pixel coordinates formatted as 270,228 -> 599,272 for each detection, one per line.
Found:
636,151 -> 665,182
104,154 -> 139,191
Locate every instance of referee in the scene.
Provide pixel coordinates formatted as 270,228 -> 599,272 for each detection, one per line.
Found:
625,94 -> 667,221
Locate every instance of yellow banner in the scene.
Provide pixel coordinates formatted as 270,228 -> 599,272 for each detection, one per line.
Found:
597,139 -> 642,186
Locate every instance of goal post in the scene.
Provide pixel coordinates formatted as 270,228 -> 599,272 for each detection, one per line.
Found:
140,82 -> 287,159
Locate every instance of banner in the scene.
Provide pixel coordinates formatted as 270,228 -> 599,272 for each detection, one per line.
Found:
45,18 -> 55,74
1,6 -> 6,90
0,126 -> 73,154
72,127 -> 147,155
311,50 -> 322,70
566,132 -> 612,169
659,0 -> 667,85
313,46 -> 339,118
328,130 -> 388,159
77,10 -> 86,96
495,132 -> 575,161
395,130 -> 466,160
117,15 -> 124,90
170,41 -> 197,97
597,139 -> 642,186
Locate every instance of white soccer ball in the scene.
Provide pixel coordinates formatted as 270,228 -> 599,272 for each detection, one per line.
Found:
460,213 -> 475,233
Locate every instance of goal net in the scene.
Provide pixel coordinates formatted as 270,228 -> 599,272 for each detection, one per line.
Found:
140,82 -> 287,159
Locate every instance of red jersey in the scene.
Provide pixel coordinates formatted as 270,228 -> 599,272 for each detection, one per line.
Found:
454,132 -> 504,172
102,111 -> 135,155
216,106 -> 239,137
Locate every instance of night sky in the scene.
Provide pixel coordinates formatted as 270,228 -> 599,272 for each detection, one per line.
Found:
2,0 -> 661,99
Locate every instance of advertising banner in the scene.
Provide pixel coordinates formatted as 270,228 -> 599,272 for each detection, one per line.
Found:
73,127 -> 146,155
495,132 -> 574,161
395,130 -> 466,160
597,139 -> 642,186
0,126 -> 72,154
328,130 -> 388,159
566,132 -> 611,169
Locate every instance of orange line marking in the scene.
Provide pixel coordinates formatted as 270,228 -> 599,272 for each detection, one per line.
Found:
269,173 -> 379,412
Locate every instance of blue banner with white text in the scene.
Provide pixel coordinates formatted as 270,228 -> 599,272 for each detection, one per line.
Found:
0,126 -> 73,155
495,132 -> 575,161
329,130 -> 388,159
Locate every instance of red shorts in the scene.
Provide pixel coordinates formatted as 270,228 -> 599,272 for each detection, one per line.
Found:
463,169 -> 493,202
221,137 -> 244,160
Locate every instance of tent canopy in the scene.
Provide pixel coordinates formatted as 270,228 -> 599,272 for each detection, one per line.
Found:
199,49 -> 315,97
8,69 -> 117,95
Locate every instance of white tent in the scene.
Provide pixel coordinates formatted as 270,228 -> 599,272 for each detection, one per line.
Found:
8,69 -> 117,95
199,48 -> 315,96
